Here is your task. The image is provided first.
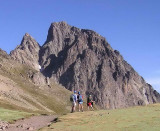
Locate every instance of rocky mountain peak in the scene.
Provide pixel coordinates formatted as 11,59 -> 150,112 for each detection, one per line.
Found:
10,33 -> 41,70
24,33 -> 30,36
44,21 -> 71,49
51,21 -> 68,27
22,33 -> 34,42
21,33 -> 39,47
40,22 -> 160,109
10,22 -> 160,109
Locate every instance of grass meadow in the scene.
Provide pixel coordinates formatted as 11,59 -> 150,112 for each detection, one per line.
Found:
40,104 -> 160,131
0,108 -> 32,123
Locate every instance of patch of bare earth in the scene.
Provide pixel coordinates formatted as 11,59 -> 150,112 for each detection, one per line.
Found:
6,115 -> 57,131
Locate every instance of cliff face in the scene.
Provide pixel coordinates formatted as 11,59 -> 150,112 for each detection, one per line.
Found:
11,22 -> 160,109
10,33 -> 40,71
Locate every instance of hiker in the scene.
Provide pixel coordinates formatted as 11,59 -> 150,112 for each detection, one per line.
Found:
70,91 -> 77,113
77,91 -> 83,112
87,95 -> 94,110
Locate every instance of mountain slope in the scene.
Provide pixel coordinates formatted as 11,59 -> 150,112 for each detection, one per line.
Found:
0,49 -> 72,114
10,21 -> 160,109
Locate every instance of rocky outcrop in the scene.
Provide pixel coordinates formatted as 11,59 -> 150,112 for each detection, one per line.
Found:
28,71 -> 48,86
10,33 -> 41,71
10,21 -> 160,109
40,22 -> 160,109
10,34 -> 51,86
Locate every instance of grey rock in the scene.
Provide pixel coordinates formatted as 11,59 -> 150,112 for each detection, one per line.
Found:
10,33 -> 41,71
40,21 -> 160,109
31,72 -> 47,86
10,21 -> 160,109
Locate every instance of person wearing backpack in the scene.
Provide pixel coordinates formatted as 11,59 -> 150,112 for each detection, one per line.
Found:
70,91 -> 77,113
77,91 -> 83,112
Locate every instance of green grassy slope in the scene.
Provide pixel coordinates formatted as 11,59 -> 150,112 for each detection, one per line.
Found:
0,108 -> 32,123
40,104 -> 160,131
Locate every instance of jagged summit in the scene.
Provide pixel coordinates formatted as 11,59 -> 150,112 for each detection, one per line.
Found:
21,33 -> 40,46
44,21 -> 102,46
24,33 -> 30,36
44,21 -> 72,48
10,33 -> 41,70
10,22 -> 160,109
51,21 -> 68,27
23,33 -> 31,38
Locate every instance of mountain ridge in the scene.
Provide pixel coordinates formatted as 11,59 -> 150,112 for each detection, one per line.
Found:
9,21 -> 160,109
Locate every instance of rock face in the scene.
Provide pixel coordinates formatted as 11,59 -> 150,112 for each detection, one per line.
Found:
10,33 -> 40,71
11,21 -> 160,109
10,33 -> 50,86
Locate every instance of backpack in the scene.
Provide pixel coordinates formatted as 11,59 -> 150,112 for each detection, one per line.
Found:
78,95 -> 83,102
87,97 -> 92,103
70,94 -> 74,102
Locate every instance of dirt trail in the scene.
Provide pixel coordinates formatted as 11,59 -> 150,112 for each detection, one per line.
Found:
6,115 -> 57,131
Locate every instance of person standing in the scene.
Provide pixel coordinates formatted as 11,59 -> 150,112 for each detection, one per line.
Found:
87,95 -> 94,111
77,91 -> 83,112
70,91 -> 77,113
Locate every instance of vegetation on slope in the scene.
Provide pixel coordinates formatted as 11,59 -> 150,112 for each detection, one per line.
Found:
0,108 -> 32,123
40,104 -> 160,131
0,50 -> 72,114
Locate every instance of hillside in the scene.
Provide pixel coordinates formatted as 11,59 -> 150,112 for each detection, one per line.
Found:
0,48 -> 72,114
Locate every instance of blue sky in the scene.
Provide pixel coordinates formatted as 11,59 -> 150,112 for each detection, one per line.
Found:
0,0 -> 160,92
